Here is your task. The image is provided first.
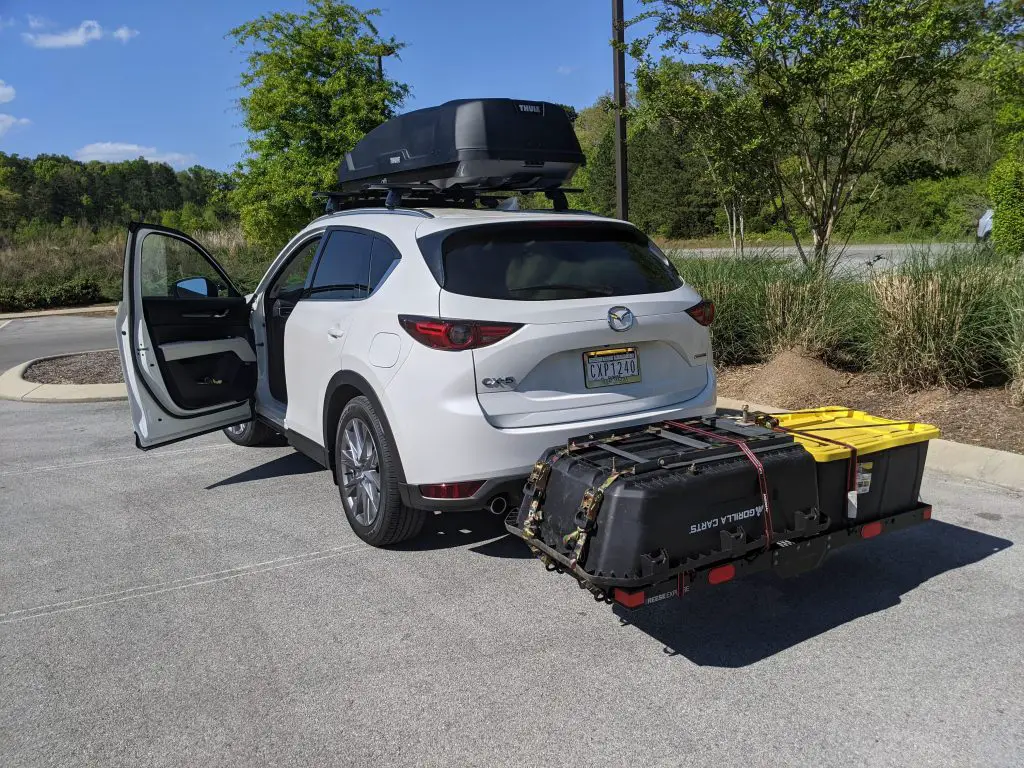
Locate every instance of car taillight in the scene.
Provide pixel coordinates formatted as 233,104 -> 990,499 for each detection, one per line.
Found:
419,481 -> 485,499
399,315 -> 522,350
685,300 -> 715,326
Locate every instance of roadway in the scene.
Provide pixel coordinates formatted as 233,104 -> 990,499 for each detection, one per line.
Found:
676,242 -> 959,274
0,315 -> 117,372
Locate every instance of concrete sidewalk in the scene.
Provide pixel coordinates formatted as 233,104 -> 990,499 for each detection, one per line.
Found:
0,359 -> 126,403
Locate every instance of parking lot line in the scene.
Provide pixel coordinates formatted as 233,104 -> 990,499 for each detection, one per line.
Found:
0,541 -> 369,625
0,442 -> 232,477
0,320 -> 11,332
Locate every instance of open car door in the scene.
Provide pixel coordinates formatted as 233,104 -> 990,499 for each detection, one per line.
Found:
117,222 -> 256,449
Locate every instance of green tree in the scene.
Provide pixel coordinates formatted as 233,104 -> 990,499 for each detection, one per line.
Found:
229,0 -> 409,247
636,61 -> 765,251
572,96 -> 616,214
983,2 -> 1024,254
637,0 -> 990,265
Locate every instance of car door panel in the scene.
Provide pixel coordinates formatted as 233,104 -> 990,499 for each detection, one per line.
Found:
140,295 -> 255,409
118,222 -> 257,449
282,228 -> 372,443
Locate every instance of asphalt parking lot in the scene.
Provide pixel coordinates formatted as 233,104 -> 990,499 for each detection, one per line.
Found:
1,398 -> 1022,767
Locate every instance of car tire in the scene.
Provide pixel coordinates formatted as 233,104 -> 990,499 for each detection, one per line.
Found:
335,396 -> 425,547
223,420 -> 284,447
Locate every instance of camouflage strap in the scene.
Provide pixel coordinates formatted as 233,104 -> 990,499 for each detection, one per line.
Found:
521,447 -> 573,546
563,469 -> 629,570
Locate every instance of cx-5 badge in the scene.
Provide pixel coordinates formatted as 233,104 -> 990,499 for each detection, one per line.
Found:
482,377 -> 516,389
607,306 -> 634,332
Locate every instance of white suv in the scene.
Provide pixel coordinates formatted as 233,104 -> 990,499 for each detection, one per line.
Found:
116,208 -> 716,545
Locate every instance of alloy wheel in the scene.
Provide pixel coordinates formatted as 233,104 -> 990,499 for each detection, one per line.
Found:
339,417 -> 381,527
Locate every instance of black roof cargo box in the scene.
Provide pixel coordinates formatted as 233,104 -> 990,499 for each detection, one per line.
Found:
337,99 -> 584,193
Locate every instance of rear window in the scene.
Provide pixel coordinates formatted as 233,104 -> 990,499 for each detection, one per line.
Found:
430,224 -> 681,300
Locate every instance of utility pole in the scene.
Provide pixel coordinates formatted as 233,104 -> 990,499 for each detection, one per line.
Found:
612,0 -> 628,221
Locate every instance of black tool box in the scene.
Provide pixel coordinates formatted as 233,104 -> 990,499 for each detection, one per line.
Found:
508,416 -> 825,588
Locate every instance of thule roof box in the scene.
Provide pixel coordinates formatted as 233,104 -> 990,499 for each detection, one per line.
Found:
337,99 -> 584,194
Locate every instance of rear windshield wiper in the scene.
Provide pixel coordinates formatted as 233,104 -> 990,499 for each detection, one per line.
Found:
508,283 -> 614,297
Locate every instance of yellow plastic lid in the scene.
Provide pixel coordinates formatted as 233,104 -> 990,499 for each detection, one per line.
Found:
773,407 -> 941,462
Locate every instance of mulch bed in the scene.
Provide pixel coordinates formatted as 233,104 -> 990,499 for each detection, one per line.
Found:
23,349 -> 123,385
717,350 -> 1024,455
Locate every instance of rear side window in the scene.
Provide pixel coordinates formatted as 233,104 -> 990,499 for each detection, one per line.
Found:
368,237 -> 401,294
432,224 -> 681,300
308,230 -> 372,300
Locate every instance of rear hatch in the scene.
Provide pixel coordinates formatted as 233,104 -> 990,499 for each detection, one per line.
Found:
424,221 -> 712,429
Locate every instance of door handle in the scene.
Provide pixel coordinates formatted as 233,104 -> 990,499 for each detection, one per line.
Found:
327,328 -> 345,339
181,308 -> 230,319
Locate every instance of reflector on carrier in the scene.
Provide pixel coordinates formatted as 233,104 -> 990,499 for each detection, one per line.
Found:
337,98 -> 585,193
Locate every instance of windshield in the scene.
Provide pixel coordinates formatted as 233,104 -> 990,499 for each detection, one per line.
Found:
431,223 -> 682,301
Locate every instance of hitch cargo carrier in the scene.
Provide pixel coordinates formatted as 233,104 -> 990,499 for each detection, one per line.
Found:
506,410 -> 938,608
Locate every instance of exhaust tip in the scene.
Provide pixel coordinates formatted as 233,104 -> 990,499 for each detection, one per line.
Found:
487,494 -> 509,516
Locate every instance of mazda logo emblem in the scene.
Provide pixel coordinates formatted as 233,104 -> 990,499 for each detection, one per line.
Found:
607,306 -> 634,332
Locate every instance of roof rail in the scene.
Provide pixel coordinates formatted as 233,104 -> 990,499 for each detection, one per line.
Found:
313,186 -> 581,216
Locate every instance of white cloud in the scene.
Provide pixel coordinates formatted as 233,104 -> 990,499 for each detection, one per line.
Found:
27,15 -> 50,30
0,80 -> 14,104
75,142 -> 196,169
112,26 -> 139,43
556,65 -> 575,76
0,16 -> 17,30
23,20 -> 103,48
0,114 -> 31,138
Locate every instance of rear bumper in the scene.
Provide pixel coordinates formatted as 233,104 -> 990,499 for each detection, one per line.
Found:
386,364 -> 718,485
399,474 -> 527,512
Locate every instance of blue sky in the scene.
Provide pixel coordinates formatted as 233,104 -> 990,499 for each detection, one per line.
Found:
0,0 -> 657,171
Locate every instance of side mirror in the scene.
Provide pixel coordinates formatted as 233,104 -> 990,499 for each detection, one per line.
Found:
174,276 -> 220,298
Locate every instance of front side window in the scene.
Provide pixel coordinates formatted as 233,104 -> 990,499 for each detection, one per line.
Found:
307,230 -> 372,301
140,232 -> 237,298
270,236 -> 321,301
432,224 -> 681,301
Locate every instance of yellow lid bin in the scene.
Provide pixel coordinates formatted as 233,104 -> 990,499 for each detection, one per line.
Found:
773,408 -> 940,530
774,408 -> 940,461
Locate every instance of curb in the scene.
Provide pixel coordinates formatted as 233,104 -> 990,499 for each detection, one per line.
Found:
0,304 -> 118,321
0,351 -> 127,403
717,397 -> 1024,494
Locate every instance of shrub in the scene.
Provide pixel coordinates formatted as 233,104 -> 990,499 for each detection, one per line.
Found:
999,270 -> 1024,405
0,222 -> 276,306
869,245 -> 1013,388
672,251 -> 873,368
853,174 -> 988,241
672,252 -> 790,364
990,154 -> 1024,256
0,277 -> 103,312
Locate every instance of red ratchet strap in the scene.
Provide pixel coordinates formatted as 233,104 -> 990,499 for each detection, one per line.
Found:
665,420 -> 775,549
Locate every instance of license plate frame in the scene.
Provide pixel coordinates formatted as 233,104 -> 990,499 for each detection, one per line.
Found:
583,346 -> 642,389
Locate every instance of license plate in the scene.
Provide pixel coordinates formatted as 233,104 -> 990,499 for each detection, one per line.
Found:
583,347 -> 641,388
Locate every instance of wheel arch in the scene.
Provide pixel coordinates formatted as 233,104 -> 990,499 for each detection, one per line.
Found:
322,370 -> 407,484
